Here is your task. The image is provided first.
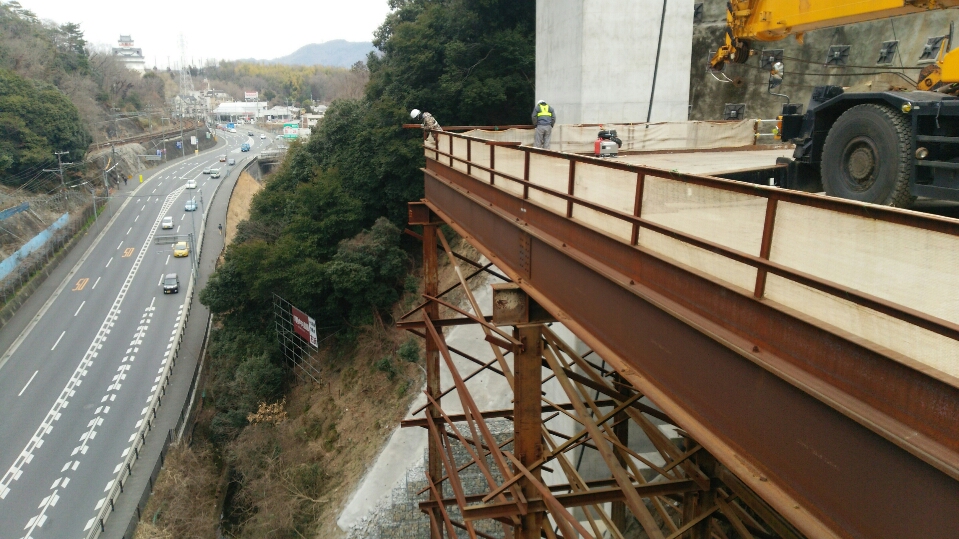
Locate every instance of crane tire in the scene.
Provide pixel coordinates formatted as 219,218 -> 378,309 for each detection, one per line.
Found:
821,103 -> 915,207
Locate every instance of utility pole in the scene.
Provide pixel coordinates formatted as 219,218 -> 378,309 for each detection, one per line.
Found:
43,150 -> 71,190
179,102 -> 185,158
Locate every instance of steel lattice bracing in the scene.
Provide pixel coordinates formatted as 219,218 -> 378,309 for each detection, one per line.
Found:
402,221 -> 805,539
404,130 -> 959,538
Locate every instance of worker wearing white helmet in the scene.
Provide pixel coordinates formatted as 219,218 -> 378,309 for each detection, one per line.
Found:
531,99 -> 556,149
410,108 -> 442,145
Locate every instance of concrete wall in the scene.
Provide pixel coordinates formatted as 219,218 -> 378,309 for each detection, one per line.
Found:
536,0 -> 694,125
688,1 -> 958,120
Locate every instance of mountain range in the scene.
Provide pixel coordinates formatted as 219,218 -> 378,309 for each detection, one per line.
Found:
257,40 -> 375,68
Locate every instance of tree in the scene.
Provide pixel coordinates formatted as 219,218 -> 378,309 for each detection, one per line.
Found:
366,0 -> 535,125
0,68 -> 90,182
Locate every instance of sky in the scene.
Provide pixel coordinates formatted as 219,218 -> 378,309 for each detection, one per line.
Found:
19,0 -> 392,67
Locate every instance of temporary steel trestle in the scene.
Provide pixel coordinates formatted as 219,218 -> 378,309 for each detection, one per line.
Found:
402,132 -> 959,539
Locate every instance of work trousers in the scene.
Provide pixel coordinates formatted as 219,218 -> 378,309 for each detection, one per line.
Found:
534,124 -> 553,149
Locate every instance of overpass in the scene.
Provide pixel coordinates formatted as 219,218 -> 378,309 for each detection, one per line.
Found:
403,129 -> 959,538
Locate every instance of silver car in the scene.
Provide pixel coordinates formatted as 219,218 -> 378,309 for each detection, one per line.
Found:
161,216 -> 174,229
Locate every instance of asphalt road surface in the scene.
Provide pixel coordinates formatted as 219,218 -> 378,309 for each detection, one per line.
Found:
0,128 -> 270,539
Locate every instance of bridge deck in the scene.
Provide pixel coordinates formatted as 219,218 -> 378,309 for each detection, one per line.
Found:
420,131 -> 959,538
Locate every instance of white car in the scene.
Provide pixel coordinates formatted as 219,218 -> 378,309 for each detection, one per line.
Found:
161,216 -> 174,229
186,179 -> 197,189
260,134 -> 266,139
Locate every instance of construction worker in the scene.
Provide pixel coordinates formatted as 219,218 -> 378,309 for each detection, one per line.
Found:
532,99 -> 556,150
411,109 -> 442,145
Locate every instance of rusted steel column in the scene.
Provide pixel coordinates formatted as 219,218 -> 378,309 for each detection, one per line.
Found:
692,448 -> 717,539
514,324 -> 544,538
611,374 -> 630,533
423,221 -> 443,536
753,197 -> 778,298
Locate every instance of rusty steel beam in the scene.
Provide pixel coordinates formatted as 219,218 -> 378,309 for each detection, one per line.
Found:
420,159 -> 959,539
461,479 -> 703,521
401,400 -> 622,428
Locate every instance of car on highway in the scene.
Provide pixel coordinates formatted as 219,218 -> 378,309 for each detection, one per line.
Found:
202,168 -> 211,174
163,273 -> 179,293
228,158 -> 235,165
161,216 -> 174,229
211,168 -> 221,178
248,131 -> 254,136
184,198 -> 197,211
228,127 -> 236,133
173,241 -> 189,257
260,134 -> 266,139
219,155 -> 226,162
240,143 -> 250,152
186,179 -> 197,189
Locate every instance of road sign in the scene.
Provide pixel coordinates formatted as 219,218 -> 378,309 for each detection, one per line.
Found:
143,155 -> 161,161
176,141 -> 182,149
226,123 -> 235,129
156,149 -> 162,156
190,136 -> 197,146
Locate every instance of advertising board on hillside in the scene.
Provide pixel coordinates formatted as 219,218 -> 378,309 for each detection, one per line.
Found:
291,306 -> 318,347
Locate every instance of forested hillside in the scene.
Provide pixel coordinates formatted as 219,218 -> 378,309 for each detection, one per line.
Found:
147,1 -> 537,537
201,61 -> 370,108
0,1 -> 167,188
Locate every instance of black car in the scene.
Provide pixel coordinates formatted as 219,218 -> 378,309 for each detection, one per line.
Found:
163,273 -> 179,294
248,131 -> 254,136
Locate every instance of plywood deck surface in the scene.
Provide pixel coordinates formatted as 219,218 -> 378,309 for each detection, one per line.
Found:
613,148 -> 794,175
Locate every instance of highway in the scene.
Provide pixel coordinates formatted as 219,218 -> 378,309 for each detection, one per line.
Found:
0,127 -> 271,539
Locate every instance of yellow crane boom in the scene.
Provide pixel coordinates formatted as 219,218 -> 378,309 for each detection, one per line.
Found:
710,0 -> 959,90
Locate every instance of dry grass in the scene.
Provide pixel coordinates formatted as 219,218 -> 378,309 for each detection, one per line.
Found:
224,172 -> 262,246
134,444 -> 220,539
138,232 -> 480,539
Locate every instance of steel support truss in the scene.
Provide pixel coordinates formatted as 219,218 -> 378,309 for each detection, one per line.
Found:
402,213 -> 803,539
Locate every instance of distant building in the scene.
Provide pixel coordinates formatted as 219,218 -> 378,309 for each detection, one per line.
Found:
301,113 -> 324,129
112,35 -> 145,74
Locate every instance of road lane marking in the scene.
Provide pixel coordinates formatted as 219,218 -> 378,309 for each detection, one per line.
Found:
73,278 -> 88,291
91,277 -> 101,290
158,274 -> 163,286
105,258 -> 112,268
123,247 -> 135,258
51,331 -> 65,350
165,255 -> 170,265
0,183 -> 187,503
180,214 -> 185,220
116,242 -> 123,250
176,226 -> 180,233
134,215 -> 139,222
18,371 -> 37,396
74,301 -> 85,316
126,227 -> 132,235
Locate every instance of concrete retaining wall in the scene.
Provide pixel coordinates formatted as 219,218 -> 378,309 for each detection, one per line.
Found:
688,0 -> 955,119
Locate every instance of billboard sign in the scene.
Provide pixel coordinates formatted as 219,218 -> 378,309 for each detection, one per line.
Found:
283,122 -> 299,139
226,123 -> 235,130
244,91 -> 258,101
190,136 -> 197,146
291,306 -> 317,347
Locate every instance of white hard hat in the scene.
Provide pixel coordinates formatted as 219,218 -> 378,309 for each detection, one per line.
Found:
537,99 -> 546,104
410,109 -> 421,119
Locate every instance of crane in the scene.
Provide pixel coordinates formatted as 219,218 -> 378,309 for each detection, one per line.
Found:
708,0 -> 959,206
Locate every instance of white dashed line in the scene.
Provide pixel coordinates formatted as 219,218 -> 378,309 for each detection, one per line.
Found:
51,331 -> 65,351
106,257 -> 112,268
74,301 -> 85,316
92,277 -> 101,289
18,371 -> 38,396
